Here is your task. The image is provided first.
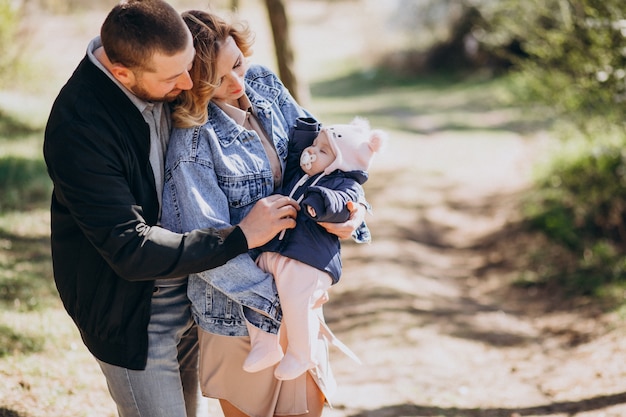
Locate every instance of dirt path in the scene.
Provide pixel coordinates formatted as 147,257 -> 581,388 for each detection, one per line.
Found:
321,129 -> 626,417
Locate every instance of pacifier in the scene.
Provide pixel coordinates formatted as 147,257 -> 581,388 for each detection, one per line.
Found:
300,150 -> 317,170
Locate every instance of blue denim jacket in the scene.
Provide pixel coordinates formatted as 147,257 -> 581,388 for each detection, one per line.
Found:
161,65 -> 312,336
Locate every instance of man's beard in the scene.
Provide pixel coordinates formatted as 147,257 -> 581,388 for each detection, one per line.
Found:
130,83 -> 181,103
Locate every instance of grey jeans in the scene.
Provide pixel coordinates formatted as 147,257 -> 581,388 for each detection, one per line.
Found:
97,280 -> 206,417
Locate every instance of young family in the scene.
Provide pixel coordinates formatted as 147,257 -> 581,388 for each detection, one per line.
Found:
43,1 -> 386,417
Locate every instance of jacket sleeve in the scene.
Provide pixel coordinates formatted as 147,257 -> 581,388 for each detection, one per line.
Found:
161,129 -> 280,310
283,117 -> 320,183
301,176 -> 373,243
301,177 -> 364,223
44,117 -> 248,282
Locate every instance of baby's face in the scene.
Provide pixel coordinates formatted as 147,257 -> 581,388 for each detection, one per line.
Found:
299,130 -> 336,176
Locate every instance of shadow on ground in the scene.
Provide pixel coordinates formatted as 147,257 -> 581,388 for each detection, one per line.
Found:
0,408 -> 25,417
347,391 -> 626,417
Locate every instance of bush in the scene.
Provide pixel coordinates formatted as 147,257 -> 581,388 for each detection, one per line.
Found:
484,0 -> 626,299
524,136 -> 626,296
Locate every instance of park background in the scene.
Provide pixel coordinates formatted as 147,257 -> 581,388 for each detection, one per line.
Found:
2,0 -> 626,416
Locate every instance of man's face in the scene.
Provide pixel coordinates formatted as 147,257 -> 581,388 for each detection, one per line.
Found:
129,35 -> 196,102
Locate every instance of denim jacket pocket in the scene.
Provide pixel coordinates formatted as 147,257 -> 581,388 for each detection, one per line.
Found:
217,172 -> 273,220
191,279 -> 248,336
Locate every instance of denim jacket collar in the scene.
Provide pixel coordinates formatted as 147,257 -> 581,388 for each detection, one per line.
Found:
247,76 -> 280,112
208,102 -> 246,148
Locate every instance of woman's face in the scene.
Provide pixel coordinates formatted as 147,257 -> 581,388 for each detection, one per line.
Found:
212,36 -> 248,105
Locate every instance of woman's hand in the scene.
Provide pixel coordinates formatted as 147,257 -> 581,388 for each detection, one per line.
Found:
238,195 -> 299,249
319,201 -> 365,240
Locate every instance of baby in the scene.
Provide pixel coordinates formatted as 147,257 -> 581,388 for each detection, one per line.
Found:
243,116 -> 388,380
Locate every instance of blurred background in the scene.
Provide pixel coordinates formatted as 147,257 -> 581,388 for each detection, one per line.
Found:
2,0 -> 626,416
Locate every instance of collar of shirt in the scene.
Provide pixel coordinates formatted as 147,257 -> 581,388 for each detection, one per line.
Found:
213,94 -> 254,126
87,36 -> 152,115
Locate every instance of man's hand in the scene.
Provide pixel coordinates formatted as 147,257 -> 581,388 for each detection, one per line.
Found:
238,195 -> 299,249
319,201 -> 365,240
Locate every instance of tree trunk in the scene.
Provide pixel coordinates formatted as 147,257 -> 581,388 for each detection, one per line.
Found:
263,0 -> 307,104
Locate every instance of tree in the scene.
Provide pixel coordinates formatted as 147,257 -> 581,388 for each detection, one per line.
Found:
482,0 -> 626,128
262,0 -> 306,104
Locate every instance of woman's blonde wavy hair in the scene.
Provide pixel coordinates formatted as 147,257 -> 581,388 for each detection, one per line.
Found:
171,10 -> 254,128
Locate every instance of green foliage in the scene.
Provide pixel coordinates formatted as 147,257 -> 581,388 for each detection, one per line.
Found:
0,0 -> 23,89
480,0 -> 626,298
482,0 -> 626,127
524,136 -> 626,296
0,156 -> 51,211
0,324 -> 44,357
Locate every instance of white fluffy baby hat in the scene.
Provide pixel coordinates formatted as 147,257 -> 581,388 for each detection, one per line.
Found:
323,117 -> 388,174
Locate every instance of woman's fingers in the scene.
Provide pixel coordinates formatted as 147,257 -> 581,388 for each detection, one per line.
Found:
238,196 -> 299,248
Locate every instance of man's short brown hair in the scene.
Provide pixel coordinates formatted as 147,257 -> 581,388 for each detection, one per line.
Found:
101,0 -> 190,71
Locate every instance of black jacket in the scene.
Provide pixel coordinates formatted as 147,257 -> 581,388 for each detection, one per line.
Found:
43,55 -> 248,370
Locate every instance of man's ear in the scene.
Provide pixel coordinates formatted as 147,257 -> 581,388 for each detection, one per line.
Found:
109,64 -> 135,87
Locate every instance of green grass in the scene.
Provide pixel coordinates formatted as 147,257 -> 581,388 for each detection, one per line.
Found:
0,209 -> 55,312
0,155 -> 51,212
309,68 -> 549,137
0,323 -> 45,357
0,117 -> 55,312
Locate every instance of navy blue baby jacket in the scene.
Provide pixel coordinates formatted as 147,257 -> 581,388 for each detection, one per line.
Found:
260,118 -> 369,284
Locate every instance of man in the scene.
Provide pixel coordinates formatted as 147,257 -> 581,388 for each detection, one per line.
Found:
43,1 -> 299,416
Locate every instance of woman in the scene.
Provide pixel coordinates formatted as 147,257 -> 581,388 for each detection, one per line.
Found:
160,10 -> 363,417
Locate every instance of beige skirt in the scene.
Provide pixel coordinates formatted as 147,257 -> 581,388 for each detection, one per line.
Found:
197,327 -> 337,417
